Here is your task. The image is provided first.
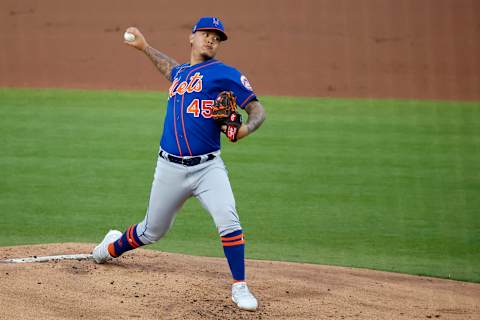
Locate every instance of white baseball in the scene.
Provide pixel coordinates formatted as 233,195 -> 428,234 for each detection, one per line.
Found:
124,32 -> 136,42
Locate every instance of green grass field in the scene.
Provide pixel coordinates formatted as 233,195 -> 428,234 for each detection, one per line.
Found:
1,88 -> 479,282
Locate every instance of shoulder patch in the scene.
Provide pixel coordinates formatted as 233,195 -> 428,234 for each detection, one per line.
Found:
240,75 -> 253,91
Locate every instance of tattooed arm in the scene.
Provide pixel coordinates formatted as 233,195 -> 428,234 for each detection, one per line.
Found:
143,46 -> 179,81
236,100 -> 266,140
123,27 -> 179,82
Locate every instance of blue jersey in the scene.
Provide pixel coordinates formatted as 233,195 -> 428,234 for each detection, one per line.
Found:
160,59 -> 257,157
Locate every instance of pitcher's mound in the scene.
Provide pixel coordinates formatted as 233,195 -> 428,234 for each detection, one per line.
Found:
0,243 -> 478,319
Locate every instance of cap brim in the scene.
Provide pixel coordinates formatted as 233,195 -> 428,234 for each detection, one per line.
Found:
194,27 -> 228,41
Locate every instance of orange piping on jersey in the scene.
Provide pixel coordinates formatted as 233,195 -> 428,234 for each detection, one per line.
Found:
181,93 -> 193,156
180,60 -> 221,157
240,93 -> 255,108
172,94 -> 183,157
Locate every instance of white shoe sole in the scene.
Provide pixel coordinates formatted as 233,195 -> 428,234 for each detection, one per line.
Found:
232,298 -> 258,311
92,230 -> 122,264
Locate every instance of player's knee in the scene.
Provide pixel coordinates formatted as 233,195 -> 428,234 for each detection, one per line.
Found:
209,202 -> 239,227
211,210 -> 241,236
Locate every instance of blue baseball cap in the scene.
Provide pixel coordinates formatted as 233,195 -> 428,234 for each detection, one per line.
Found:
192,16 -> 228,41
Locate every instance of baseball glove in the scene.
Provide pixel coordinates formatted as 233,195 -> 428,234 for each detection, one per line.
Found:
212,91 -> 242,142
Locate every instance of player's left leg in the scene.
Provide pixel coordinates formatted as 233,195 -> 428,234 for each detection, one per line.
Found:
93,155 -> 191,263
192,157 -> 258,311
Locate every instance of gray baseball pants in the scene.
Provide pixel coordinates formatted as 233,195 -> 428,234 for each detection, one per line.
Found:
135,150 -> 242,244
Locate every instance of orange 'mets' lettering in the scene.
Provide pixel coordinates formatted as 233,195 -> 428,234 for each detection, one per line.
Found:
169,72 -> 203,97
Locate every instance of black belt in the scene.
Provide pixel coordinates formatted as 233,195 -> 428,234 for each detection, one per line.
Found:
159,150 -> 216,166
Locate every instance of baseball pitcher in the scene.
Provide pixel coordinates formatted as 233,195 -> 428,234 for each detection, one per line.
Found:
92,16 -> 266,311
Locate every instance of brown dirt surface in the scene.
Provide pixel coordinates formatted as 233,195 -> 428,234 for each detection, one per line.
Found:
0,0 -> 479,101
0,244 -> 479,320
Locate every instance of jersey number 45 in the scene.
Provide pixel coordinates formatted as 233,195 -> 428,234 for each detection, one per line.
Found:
186,99 -> 214,118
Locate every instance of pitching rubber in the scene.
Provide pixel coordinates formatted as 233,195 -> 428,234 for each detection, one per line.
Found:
1,254 -> 93,264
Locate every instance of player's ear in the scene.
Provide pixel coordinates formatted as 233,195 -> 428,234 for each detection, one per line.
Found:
189,33 -> 194,44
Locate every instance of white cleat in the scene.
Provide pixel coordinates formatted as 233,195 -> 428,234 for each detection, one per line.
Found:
92,230 -> 122,264
232,282 -> 258,311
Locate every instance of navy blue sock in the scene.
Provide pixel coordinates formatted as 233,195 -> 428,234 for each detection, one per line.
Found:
221,230 -> 245,282
108,224 -> 144,257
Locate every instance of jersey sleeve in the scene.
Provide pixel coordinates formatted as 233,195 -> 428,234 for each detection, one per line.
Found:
227,70 -> 258,109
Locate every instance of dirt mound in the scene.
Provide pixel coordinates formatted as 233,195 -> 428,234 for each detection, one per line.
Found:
0,244 -> 479,320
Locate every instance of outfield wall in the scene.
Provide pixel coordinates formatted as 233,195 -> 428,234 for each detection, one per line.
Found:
0,0 -> 478,101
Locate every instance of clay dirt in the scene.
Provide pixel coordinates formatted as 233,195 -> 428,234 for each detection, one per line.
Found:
1,244 -> 479,320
